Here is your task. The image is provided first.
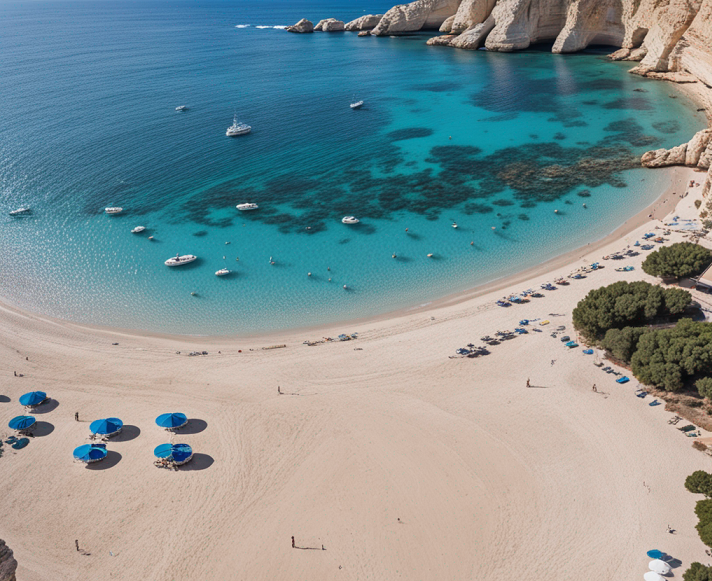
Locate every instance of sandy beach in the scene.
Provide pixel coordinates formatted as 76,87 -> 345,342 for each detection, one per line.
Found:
0,163 -> 709,580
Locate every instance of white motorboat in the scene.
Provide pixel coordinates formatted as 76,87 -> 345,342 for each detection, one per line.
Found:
9,207 -> 31,216
226,114 -> 251,136
350,100 -> 364,109
215,268 -> 231,276
131,226 -> 146,233
236,203 -> 259,211
165,254 -> 197,267
105,207 -> 123,215
175,105 -> 187,111
342,216 -> 360,224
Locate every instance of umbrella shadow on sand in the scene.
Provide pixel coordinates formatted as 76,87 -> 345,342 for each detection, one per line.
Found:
112,425 -> 141,442
31,421 -> 55,437
32,399 -> 59,414
87,451 -> 122,471
0,396 -> 10,403
179,453 -> 214,471
178,419 -> 207,435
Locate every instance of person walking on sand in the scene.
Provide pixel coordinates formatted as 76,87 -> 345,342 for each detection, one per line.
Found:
278,386 -> 282,395
13,371 -> 16,377
526,378 -> 531,388
75,412 -> 79,421
75,540 -> 80,552
291,536 -> 295,548
592,384 -> 597,392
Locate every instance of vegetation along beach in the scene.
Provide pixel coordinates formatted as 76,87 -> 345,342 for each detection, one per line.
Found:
2,0 -> 712,579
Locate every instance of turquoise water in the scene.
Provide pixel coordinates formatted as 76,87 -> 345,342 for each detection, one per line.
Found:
0,1 -> 706,335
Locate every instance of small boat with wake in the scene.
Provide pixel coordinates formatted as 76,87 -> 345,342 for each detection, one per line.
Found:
104,207 -> 123,215
350,100 -> 364,109
175,105 -> 187,112
236,203 -> 259,211
9,207 -> 31,216
165,254 -> 197,267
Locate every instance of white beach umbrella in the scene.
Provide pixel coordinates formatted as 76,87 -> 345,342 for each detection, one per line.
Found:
648,560 -> 671,575
643,571 -> 665,581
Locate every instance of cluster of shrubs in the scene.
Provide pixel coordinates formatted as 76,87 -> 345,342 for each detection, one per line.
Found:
685,471 -> 712,580
572,280 -> 691,342
641,242 -> 711,279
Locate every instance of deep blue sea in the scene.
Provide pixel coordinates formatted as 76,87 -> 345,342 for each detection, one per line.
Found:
0,0 -> 706,335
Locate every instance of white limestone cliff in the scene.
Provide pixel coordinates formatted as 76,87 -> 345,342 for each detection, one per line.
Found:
314,18 -> 345,31
371,0 -> 463,36
286,19 -> 314,33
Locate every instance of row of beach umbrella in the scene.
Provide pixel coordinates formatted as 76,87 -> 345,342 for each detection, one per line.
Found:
643,550 -> 672,580
6,390 -> 49,435
73,413 -> 192,466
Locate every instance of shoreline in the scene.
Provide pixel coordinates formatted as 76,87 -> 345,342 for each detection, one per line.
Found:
0,166 -> 697,345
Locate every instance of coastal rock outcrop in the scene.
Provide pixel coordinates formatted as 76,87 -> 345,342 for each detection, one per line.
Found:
286,19 -> 314,33
641,129 -> 712,168
371,0 -> 464,36
0,539 -> 17,581
344,14 -> 384,30
314,18 -> 345,31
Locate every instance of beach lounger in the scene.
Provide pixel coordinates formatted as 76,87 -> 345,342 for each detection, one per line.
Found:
687,431 -> 700,437
636,391 -> 648,398
540,320 -> 549,326
582,349 -> 594,355
519,320 -> 529,326
565,341 -> 578,348
649,400 -> 661,406
616,376 -> 630,384
560,336 -> 570,342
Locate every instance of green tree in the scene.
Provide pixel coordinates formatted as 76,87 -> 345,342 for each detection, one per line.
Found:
642,242 -> 712,279
697,378 -> 712,400
687,471 -> 712,497
696,499 -> 712,521
631,319 -> 712,391
684,562 -> 712,581
572,281 -> 692,341
602,327 -> 649,363
698,519 -> 712,548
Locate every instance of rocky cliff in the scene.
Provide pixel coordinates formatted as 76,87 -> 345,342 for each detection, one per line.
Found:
0,539 -> 17,581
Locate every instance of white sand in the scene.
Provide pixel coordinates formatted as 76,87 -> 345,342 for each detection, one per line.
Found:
0,167 -> 709,581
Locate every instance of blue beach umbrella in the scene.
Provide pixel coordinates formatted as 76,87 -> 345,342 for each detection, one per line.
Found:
73,444 -> 108,463
19,391 -> 47,407
89,417 -> 123,437
8,415 -> 36,431
155,413 -> 188,430
154,443 -> 193,465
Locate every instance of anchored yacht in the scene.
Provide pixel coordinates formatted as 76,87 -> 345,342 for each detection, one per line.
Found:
165,254 -> 197,267
342,216 -> 359,224
350,100 -> 364,109
9,207 -> 30,216
175,105 -> 187,111
236,203 -> 258,211
226,114 -> 251,137
215,268 -> 231,276
131,226 -> 146,233
105,207 -> 123,215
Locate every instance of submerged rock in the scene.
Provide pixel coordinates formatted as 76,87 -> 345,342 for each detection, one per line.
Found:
286,18 -> 314,33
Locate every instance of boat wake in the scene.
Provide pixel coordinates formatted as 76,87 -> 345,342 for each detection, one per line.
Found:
254,25 -> 287,29
234,24 -> 251,28
235,24 -> 287,29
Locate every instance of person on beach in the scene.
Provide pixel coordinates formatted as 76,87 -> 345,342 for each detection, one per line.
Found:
291,536 -> 295,548
526,379 -> 531,388
592,384 -> 597,392
75,412 -> 79,421
75,540 -> 80,552
278,386 -> 282,395
13,371 -> 16,377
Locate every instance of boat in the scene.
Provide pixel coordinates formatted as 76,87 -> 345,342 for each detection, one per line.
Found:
131,226 -> 146,233
215,268 -> 230,276
350,100 -> 364,109
9,207 -> 31,216
236,203 -> 259,211
452,222 -> 458,229
104,207 -> 123,215
342,216 -> 359,225
175,105 -> 187,111
226,114 -> 251,137
165,254 -> 197,267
